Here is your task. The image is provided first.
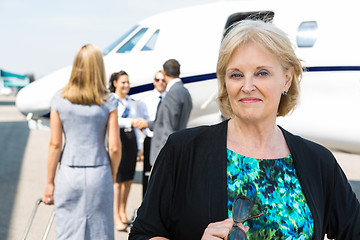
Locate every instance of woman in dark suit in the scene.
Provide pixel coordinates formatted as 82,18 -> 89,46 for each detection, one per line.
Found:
130,20 -> 360,240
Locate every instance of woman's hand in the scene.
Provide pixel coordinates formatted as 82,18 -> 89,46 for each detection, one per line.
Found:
132,118 -> 148,130
137,149 -> 144,162
43,182 -> 55,205
201,218 -> 249,240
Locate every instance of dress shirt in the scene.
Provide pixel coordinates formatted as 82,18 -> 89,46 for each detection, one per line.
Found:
113,93 -> 141,149
137,89 -> 165,138
165,78 -> 181,92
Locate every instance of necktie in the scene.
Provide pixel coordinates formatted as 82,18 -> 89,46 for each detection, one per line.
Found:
154,95 -> 163,121
122,106 -> 130,118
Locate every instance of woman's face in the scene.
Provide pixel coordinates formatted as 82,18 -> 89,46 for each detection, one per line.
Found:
225,42 -> 292,123
114,74 -> 130,97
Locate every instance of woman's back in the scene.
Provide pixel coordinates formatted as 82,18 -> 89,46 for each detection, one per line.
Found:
51,90 -> 118,166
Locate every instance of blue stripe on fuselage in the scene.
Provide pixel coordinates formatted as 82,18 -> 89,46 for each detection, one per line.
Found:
305,66 -> 360,72
128,72 -> 217,95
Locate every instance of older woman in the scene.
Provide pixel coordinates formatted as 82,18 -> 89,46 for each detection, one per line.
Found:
129,20 -> 360,240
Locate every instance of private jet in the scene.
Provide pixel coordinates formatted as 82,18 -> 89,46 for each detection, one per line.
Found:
16,0 -> 360,153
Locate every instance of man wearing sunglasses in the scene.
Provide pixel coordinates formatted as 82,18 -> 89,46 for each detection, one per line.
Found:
133,59 -> 193,167
136,70 -> 167,197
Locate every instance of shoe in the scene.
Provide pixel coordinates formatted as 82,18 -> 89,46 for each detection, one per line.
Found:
115,223 -> 128,232
116,226 -> 128,232
123,220 -> 133,225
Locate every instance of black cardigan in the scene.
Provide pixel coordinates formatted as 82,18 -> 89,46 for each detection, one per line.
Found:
130,120 -> 360,239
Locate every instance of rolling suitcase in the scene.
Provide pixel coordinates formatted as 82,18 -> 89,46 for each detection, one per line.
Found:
21,198 -> 55,240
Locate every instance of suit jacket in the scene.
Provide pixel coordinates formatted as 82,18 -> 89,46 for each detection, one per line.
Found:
148,80 -> 192,166
130,120 -> 360,240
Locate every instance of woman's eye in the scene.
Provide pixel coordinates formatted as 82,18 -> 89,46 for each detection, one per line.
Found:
230,72 -> 243,78
256,70 -> 269,77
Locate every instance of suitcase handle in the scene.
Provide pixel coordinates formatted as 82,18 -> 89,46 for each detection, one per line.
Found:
21,198 -> 54,240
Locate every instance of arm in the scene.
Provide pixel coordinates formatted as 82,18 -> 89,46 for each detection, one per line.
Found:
158,92 -> 182,142
326,160 -> 360,239
134,127 -> 144,161
129,140 -> 174,239
43,109 -> 63,205
107,109 -> 121,182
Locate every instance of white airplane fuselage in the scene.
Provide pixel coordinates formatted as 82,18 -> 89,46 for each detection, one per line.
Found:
16,0 -> 360,153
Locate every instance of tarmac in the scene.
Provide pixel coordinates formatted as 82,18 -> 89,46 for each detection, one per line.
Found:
0,94 -> 359,240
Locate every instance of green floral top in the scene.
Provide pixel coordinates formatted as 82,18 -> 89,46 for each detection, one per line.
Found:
227,149 -> 314,239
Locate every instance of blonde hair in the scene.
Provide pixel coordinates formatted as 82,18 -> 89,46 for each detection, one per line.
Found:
216,20 -> 302,118
62,44 -> 107,105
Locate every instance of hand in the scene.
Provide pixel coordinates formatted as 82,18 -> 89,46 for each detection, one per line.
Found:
132,118 -> 148,130
201,218 -> 249,240
137,149 -> 144,162
43,183 -> 55,205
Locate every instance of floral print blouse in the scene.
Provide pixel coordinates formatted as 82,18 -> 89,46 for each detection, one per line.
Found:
227,149 -> 314,239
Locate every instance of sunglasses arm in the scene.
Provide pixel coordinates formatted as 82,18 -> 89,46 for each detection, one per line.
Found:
242,212 -> 264,223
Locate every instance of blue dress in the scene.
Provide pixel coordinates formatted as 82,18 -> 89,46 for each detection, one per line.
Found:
51,91 -> 118,240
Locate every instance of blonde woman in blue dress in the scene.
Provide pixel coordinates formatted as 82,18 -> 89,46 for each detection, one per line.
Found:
43,44 -> 121,239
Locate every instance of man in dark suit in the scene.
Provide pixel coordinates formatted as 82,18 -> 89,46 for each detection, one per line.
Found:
133,59 -> 192,166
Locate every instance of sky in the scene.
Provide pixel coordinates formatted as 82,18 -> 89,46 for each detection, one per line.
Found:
0,0 -> 219,79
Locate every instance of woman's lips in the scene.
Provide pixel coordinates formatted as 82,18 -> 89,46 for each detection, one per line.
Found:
239,97 -> 261,103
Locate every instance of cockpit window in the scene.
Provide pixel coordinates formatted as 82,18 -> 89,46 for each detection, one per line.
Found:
102,25 -> 138,56
116,28 -> 148,53
223,11 -> 274,38
141,29 -> 160,51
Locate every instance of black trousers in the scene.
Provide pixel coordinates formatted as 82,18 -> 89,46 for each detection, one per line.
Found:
142,136 -> 152,198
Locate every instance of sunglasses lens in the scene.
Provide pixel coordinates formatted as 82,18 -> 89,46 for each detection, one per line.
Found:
233,197 -> 252,222
228,227 -> 247,240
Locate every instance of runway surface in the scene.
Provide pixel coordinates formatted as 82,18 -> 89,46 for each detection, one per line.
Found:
0,95 -> 359,240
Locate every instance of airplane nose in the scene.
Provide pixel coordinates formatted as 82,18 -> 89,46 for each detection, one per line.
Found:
15,66 -> 72,118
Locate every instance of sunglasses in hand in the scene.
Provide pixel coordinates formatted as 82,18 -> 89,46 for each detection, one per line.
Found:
228,195 -> 264,240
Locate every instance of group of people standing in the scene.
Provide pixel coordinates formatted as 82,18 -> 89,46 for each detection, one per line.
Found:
108,59 -> 192,232
42,45 -> 192,239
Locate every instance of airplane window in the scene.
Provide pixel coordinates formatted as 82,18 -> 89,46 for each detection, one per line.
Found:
297,21 -> 318,48
141,29 -> 160,51
102,25 -> 138,56
116,28 -> 148,53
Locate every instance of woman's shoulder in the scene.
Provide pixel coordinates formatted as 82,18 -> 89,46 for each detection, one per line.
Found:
50,89 -> 65,110
127,95 -> 137,104
104,93 -> 119,111
169,120 -> 227,143
51,89 -> 63,100
280,126 -> 334,159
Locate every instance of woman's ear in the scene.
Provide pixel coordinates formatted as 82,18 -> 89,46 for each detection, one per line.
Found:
113,79 -> 118,88
284,69 -> 293,91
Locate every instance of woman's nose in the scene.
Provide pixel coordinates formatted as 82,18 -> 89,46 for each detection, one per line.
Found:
241,76 -> 256,93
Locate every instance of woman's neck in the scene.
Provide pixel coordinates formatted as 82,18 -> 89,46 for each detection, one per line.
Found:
227,118 -> 289,159
115,92 -> 126,100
